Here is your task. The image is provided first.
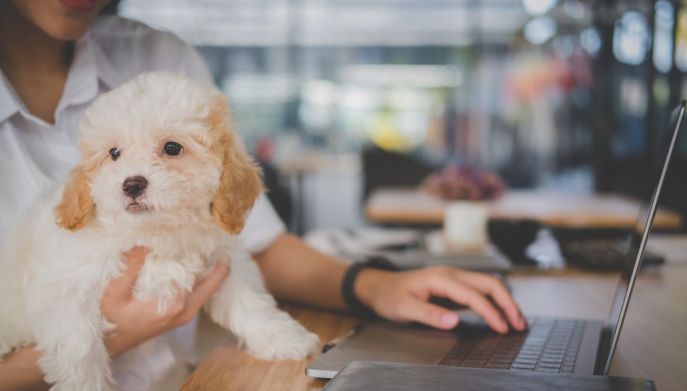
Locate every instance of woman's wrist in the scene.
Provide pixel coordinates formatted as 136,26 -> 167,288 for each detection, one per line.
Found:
353,268 -> 392,310
0,346 -> 49,391
341,258 -> 400,317
104,332 -> 131,358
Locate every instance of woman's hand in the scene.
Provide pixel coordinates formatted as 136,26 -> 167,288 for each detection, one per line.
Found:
254,234 -> 527,333
354,266 -> 526,334
101,247 -> 230,356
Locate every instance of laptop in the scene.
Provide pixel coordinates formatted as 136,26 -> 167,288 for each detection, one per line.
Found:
307,100 -> 686,379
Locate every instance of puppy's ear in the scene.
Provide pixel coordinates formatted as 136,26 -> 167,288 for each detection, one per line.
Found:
208,95 -> 264,234
55,165 -> 95,231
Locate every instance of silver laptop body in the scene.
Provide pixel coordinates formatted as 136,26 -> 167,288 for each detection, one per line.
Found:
307,101 -> 685,380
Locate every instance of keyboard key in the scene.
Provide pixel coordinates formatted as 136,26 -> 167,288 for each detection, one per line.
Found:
540,363 -> 563,369
537,362 -> 561,369
513,360 -> 537,365
512,363 -> 536,370
535,367 -> 560,373
518,350 -> 541,357
546,349 -> 566,355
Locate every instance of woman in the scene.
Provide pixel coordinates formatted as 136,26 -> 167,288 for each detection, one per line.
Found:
0,0 -> 526,389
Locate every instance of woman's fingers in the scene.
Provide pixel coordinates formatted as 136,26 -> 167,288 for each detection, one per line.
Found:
396,298 -> 460,330
107,246 -> 149,300
430,276 -> 509,333
186,263 -> 230,313
452,271 -> 526,330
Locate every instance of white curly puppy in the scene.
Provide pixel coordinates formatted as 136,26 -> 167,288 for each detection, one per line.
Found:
0,72 -> 319,390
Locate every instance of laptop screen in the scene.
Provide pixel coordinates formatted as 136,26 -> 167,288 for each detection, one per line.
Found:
602,101 -> 685,375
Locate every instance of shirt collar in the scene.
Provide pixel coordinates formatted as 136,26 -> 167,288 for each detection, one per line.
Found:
0,70 -> 20,123
55,32 -> 100,116
89,29 -> 123,90
0,21 -> 120,125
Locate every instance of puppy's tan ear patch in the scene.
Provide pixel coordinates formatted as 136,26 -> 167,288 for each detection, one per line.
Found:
55,165 -> 95,231
208,96 -> 264,234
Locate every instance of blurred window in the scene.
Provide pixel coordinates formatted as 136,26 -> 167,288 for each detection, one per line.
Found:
120,0 -> 596,188
613,11 -> 650,66
653,0 -> 674,74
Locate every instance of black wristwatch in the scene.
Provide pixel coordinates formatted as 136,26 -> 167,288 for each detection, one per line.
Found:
341,257 -> 400,318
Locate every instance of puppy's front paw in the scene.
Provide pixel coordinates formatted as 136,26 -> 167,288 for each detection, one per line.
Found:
241,314 -> 319,360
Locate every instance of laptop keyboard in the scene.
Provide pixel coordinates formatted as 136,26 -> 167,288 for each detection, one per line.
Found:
438,318 -> 584,373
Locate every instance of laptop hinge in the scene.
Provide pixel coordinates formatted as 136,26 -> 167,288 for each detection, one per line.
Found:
594,326 -> 613,375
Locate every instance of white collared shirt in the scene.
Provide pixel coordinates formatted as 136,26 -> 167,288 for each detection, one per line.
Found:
0,15 -> 285,390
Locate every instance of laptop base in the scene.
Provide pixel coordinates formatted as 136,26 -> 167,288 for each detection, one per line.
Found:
322,362 -> 655,391
306,317 -> 603,379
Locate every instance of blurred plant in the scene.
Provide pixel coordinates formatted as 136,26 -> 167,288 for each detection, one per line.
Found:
422,165 -> 507,201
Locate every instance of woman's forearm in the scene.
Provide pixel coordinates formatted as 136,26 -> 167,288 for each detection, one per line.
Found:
0,346 -> 48,391
254,233 -> 347,310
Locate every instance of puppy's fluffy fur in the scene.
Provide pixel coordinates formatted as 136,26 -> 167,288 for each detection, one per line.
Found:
0,72 -> 318,390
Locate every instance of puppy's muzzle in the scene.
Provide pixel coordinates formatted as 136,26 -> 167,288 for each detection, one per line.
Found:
122,176 -> 148,199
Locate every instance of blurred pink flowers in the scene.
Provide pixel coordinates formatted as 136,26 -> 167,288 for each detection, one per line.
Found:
422,165 -> 507,201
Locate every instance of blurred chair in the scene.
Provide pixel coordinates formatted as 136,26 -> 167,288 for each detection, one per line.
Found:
257,160 -> 293,229
361,146 -> 437,201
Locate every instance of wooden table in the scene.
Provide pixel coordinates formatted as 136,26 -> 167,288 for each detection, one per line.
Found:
182,262 -> 687,390
365,188 -> 683,229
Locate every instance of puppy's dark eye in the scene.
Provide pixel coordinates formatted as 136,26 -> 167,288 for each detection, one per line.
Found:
109,147 -> 121,161
163,142 -> 183,156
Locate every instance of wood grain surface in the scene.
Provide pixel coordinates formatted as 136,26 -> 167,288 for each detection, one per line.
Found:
364,188 -> 682,229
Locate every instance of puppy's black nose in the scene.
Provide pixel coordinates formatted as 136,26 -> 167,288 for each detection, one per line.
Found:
122,176 -> 148,198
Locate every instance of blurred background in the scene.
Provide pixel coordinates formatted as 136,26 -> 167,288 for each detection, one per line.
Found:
112,0 -> 687,234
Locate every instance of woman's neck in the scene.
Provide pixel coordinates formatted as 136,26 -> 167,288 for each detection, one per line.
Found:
0,2 -> 74,124
0,3 -> 72,74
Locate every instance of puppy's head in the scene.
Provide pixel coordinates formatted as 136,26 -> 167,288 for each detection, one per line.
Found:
55,72 -> 263,234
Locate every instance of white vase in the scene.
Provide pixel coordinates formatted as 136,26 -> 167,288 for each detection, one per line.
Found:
443,201 -> 489,252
